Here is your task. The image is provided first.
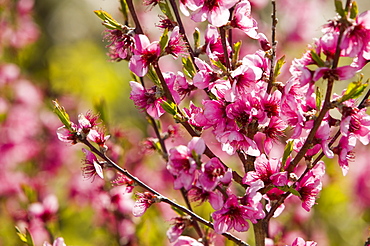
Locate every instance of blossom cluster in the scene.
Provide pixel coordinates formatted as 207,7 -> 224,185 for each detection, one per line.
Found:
53,0 -> 370,245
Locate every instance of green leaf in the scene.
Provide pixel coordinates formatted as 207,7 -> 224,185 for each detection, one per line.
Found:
159,0 -> 175,21
119,0 -> 129,24
171,206 -> 186,216
349,1 -> 358,19
273,55 -> 285,80
53,100 -> 73,131
160,100 -> 177,115
340,77 -> 368,102
147,66 -> 161,86
94,10 -> 123,30
211,59 -> 227,73
16,227 -> 34,246
334,0 -> 345,17
282,140 -> 294,167
193,28 -> 200,50
276,185 -> 301,198
310,50 -> 325,67
159,28 -> 169,53
232,41 -> 241,68
316,87 -> 322,111
182,57 -> 196,78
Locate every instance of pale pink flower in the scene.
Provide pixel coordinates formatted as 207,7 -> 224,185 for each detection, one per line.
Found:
173,236 -> 204,246
29,194 -> 59,223
43,237 -> 67,246
230,0 -> 259,38
191,0 -> 239,27
290,237 -> 317,246
81,148 -> 104,181
129,34 -> 160,77
166,217 -> 189,243
243,154 -> 288,187
132,192 -> 157,217
165,26 -> 188,58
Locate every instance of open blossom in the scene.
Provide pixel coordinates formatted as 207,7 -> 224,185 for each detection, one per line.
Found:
129,34 -> 160,77
173,236 -> 204,246
290,237 -> 317,246
104,29 -> 134,61
188,185 -> 224,210
191,0 -> 239,27
132,192 -> 157,217
230,0 -> 258,38
43,238 -> 67,246
212,194 -> 251,234
129,81 -> 165,119
295,161 -> 325,212
243,154 -> 288,187
166,217 -> 190,243
198,157 -> 232,191
81,148 -> 104,181
165,26 -> 188,58
29,195 -> 59,223
167,137 -> 206,190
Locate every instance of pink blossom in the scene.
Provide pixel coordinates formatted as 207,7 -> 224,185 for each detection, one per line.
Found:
129,81 -> 165,119
132,192 -> 157,217
212,194 -> 251,234
165,26 -> 188,58
104,29 -> 134,61
111,172 -> 135,193
243,154 -> 288,187
129,34 -> 160,77
167,137 -> 205,190
173,236 -> 204,246
230,0 -> 259,38
339,105 -> 370,145
87,128 -> 110,150
56,124 -> 78,144
204,25 -> 231,63
239,180 -> 266,223
191,0 -> 239,27
217,130 -> 260,156
81,148 -> 104,181
290,237 -> 317,246
28,194 -> 59,223
295,161 -> 325,212
188,185 -> 224,210
166,217 -> 189,243
198,157 -> 232,191
333,135 -> 356,176
43,237 -> 67,246
312,66 -> 358,82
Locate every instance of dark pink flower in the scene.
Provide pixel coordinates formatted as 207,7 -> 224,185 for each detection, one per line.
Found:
87,128 -> 110,151
129,34 -> 160,77
111,172 -> 135,193
167,137 -> 206,190
165,26 -> 188,58
188,185 -> 224,210
212,194 -> 251,234
81,148 -> 104,181
104,29 -> 134,61
129,81 -> 165,119
56,124 -> 78,144
132,192 -> 157,217
166,217 -> 190,243
198,157 -> 232,191
295,161 -> 325,211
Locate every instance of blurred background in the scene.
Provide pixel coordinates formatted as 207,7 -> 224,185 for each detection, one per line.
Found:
1,0 -> 370,245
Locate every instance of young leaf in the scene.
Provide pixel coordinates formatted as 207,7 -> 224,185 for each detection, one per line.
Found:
182,57 -> 196,78
53,100 -> 73,131
159,28 -> 169,53
282,140 -> 294,168
232,41 -> 241,68
119,0 -> 129,24
310,50 -> 325,67
334,0 -> 345,17
340,78 -> 368,102
94,10 -> 123,30
273,55 -> 286,80
316,87 -> 322,111
16,227 -> 35,246
350,1 -> 358,19
159,0 -> 175,21
193,28 -> 200,51
160,100 -> 178,116
147,66 -> 161,86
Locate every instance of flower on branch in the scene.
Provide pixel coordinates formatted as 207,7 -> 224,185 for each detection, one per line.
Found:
81,148 -> 104,181
166,217 -> 190,243
290,237 -> 317,246
129,34 -> 160,77
165,26 -> 188,59
198,157 -> 232,191
132,192 -> 158,217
